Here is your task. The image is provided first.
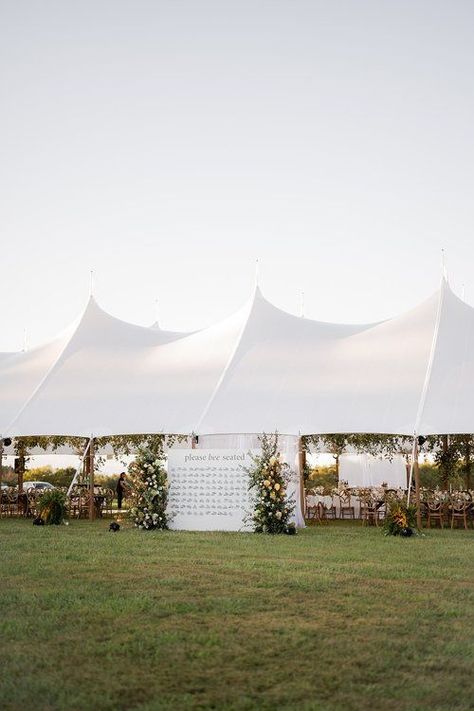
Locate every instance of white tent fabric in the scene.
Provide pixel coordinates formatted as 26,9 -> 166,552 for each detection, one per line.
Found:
339,454 -> 408,489
2,299 -> 194,436
417,287 -> 474,434
0,328 -> 76,435
197,286 -> 439,435
1,277 -> 473,437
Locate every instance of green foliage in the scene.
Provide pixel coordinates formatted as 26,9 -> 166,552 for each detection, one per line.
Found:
303,433 -> 413,460
24,466 -> 77,488
247,433 -> 295,534
303,433 -> 474,490
0,465 -> 16,486
383,498 -> 417,537
128,445 -> 169,530
13,436 -> 86,455
38,489 -> 67,525
95,474 -> 120,491
95,433 -> 187,460
423,435 -> 474,489
306,465 -> 338,492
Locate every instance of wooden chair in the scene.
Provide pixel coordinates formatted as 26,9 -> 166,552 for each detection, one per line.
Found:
68,492 -> 81,518
7,490 -> 19,517
78,491 -> 91,518
375,502 -> 386,526
0,490 -> 8,518
104,489 -> 115,516
426,501 -> 444,528
317,501 -> 330,524
358,493 -> 375,525
450,500 -> 470,530
339,491 -> 355,520
320,495 -> 337,520
361,504 -> 377,526
26,490 -> 39,518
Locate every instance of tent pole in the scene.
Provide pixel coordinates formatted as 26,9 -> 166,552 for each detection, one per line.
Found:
0,438 -> 3,512
407,436 -> 422,527
67,439 -> 91,498
414,443 -> 422,529
17,441 -> 25,493
442,434 -> 449,490
407,435 -> 417,505
88,437 -> 95,521
298,437 -> 306,519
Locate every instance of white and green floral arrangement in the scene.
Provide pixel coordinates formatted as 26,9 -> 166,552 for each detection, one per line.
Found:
247,433 -> 296,534
128,445 -> 169,530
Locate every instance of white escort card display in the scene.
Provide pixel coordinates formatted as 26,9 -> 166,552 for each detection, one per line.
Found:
167,449 -> 256,531
167,448 -> 303,531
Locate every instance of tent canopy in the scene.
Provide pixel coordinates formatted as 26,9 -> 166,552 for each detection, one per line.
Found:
1,278 -> 472,438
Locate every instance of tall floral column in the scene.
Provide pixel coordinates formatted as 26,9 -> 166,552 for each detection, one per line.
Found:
248,433 -> 295,534
129,446 -> 169,530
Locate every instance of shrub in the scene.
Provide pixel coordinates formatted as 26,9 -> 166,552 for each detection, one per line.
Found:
383,497 -> 417,537
38,489 -> 67,525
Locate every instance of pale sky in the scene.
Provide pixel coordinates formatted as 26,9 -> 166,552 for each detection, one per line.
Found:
2,0 -> 474,351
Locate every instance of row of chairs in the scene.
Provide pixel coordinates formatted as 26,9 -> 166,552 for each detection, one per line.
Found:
0,489 -> 40,518
0,487 -> 117,519
307,495 -> 474,529
307,499 -> 386,525
423,500 -> 472,529
67,488 -> 116,518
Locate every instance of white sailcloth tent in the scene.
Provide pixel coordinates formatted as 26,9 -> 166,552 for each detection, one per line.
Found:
1,277 -> 472,438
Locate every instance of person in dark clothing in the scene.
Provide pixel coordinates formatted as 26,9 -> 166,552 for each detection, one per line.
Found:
116,472 -> 127,510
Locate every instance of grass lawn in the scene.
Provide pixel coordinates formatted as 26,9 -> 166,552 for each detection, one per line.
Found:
0,520 -> 473,711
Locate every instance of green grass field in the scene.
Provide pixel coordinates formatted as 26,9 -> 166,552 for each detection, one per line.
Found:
0,520 -> 473,711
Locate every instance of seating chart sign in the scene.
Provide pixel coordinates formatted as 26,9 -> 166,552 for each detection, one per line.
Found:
167,449 -> 257,531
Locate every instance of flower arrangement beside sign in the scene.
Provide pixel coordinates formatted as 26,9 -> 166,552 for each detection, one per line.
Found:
129,445 -> 169,530
247,433 -> 296,534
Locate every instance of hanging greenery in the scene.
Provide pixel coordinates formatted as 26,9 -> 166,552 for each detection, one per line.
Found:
247,433 -> 295,534
128,444 -> 169,530
302,433 -> 413,461
13,435 -> 86,455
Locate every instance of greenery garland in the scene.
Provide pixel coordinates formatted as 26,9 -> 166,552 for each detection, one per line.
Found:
128,445 -> 169,530
247,433 -> 295,534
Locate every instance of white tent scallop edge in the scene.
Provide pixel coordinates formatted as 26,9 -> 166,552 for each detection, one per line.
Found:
2,277 -> 473,438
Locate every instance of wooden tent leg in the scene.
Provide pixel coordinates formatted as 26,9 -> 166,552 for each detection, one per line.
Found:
0,440 -> 3,516
298,437 -> 306,519
414,439 -> 422,529
89,438 -> 95,521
